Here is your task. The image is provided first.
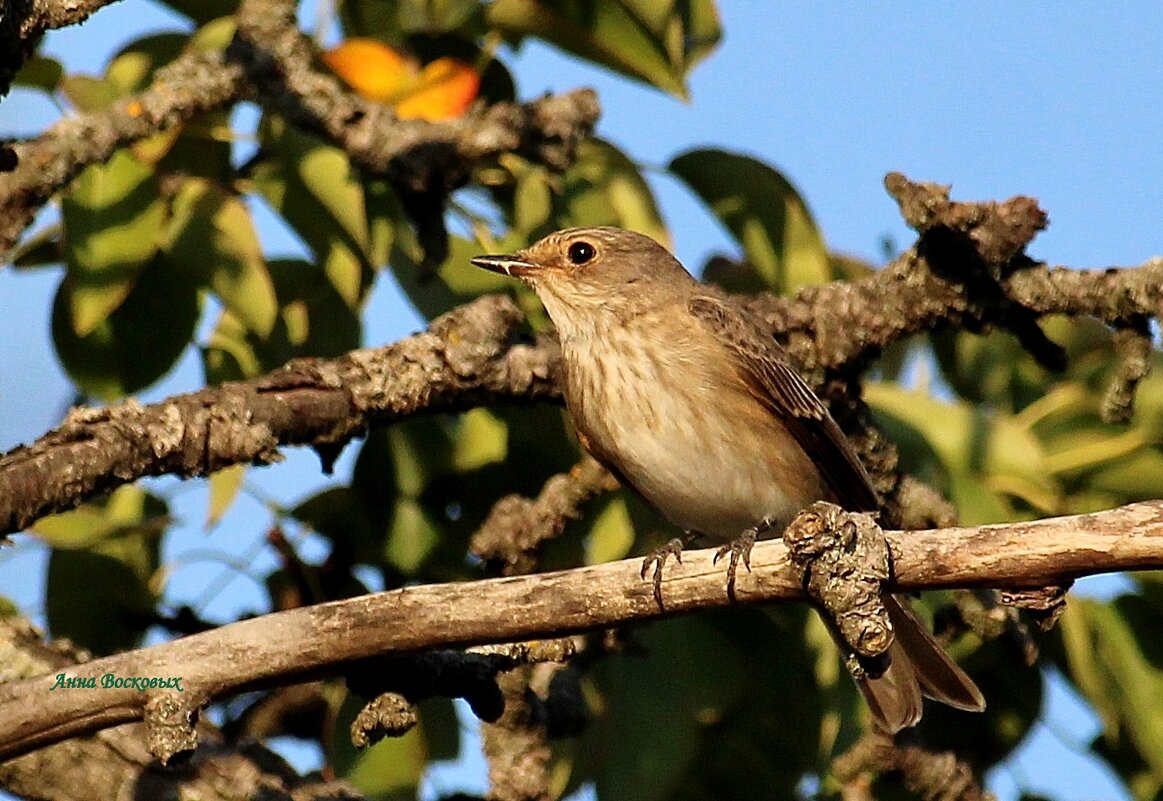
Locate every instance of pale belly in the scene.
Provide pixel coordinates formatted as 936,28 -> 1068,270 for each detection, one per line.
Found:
565,329 -> 825,541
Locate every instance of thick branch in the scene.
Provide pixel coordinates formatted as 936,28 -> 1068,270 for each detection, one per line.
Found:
1,500 -> 1161,761
0,295 -> 560,535
0,617 -> 363,801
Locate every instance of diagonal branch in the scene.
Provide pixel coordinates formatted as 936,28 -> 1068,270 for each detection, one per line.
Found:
1,500 -> 1161,762
0,294 -> 560,535
0,49 -> 245,257
229,0 -> 599,194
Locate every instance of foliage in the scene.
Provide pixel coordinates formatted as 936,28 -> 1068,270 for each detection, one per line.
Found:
7,1 -> 1163,799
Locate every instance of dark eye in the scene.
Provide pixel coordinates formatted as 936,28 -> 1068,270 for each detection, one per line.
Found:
567,241 -> 595,265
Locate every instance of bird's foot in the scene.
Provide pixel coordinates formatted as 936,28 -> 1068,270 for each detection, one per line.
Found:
641,536 -> 690,608
713,519 -> 774,601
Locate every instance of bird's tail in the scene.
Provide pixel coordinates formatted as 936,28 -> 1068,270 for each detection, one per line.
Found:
849,594 -> 985,734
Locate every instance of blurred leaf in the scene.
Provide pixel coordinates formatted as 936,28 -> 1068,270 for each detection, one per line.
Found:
163,178 -> 278,337
670,148 -> 830,293
585,495 -> 635,564
106,32 -> 188,93
154,0 -> 238,24
575,609 -> 822,801
61,150 -> 164,335
1062,597 -> 1163,783
324,39 -> 480,120
40,487 -> 167,655
207,464 -> 246,528
10,224 -> 63,269
451,408 -> 508,471
202,258 -> 361,384
60,74 -> 121,111
865,382 -> 1058,520
560,138 -> 669,246
253,117 -> 377,307
340,0 -> 481,39
14,55 -> 63,93
487,0 -> 720,98
417,696 -> 460,762
52,253 -> 201,400
384,497 -> 441,572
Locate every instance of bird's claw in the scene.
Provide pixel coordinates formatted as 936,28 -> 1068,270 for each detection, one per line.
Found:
713,524 -> 766,601
641,537 -> 687,608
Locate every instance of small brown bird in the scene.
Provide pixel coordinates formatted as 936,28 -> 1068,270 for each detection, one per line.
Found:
472,226 -> 984,732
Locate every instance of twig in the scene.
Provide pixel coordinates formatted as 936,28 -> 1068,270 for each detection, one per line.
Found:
1,500 -> 1161,761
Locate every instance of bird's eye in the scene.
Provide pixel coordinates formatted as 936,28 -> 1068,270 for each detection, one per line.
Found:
567,241 -> 595,265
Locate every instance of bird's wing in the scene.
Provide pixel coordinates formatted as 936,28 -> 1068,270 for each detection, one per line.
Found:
688,293 -> 880,512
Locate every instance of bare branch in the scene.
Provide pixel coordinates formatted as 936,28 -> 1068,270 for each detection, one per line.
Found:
0,616 -> 363,801
0,295 -> 560,535
0,49 -> 245,257
2,500 -> 1161,761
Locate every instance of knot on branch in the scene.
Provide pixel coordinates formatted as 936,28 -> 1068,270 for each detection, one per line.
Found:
143,691 -> 199,765
1000,582 -> 1072,632
345,639 -> 579,745
832,732 -> 990,801
432,293 -> 527,378
351,692 -> 417,747
885,172 -> 1047,266
783,501 -> 893,660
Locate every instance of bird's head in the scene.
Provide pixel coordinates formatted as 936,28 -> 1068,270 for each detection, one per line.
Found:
471,227 -> 693,324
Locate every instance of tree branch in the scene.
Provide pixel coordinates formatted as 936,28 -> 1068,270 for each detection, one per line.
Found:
0,49 -> 245,258
0,294 -> 560,535
229,0 -> 599,193
2,500 -> 1161,761
1,0 -> 125,97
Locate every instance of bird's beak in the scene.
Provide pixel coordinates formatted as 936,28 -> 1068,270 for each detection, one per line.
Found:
470,253 -> 538,278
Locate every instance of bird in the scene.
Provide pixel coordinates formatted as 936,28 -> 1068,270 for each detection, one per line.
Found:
471,226 -> 984,732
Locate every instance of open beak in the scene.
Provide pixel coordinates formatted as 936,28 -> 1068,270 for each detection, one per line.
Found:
470,253 -> 538,278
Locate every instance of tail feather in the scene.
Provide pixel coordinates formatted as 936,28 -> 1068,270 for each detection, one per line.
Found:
884,594 -> 986,713
838,594 -> 984,733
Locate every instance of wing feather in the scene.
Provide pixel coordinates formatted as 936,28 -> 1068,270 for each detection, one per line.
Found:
688,294 -> 879,512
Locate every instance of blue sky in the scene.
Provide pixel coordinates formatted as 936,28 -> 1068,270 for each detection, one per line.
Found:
2,3 -> 1162,799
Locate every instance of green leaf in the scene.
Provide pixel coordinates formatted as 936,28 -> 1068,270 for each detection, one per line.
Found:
487,0 -> 720,98
253,116 -> 378,307
164,178 -> 278,337
106,33 -> 188,94
207,464 -> 246,527
560,138 -> 669,245
585,495 -> 635,564
40,487 -> 167,655
669,148 -> 831,293
52,253 -> 201,400
60,74 -> 122,111
14,55 -> 63,93
61,150 -> 165,335
201,258 -> 362,384
1064,597 -> 1163,783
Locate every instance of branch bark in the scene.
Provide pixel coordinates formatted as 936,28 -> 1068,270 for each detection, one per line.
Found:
0,294 -> 560,535
2,500 -> 1161,762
